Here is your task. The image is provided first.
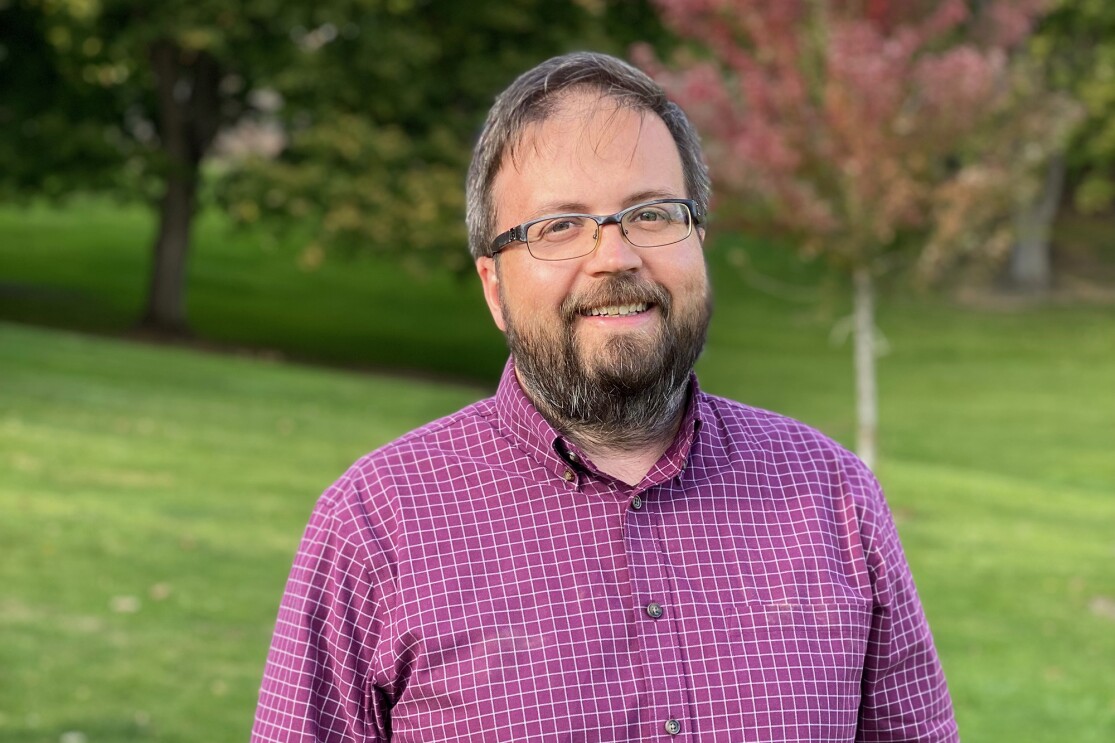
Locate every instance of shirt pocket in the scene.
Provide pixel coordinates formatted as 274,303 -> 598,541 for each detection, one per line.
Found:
727,601 -> 872,731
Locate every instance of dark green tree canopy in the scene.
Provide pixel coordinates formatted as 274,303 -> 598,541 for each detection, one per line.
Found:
0,0 -> 668,329
1033,0 -> 1115,213
219,0 -> 671,273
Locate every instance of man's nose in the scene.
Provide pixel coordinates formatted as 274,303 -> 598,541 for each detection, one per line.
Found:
586,221 -> 643,274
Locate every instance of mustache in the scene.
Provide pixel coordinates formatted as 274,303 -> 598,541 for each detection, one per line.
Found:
559,274 -> 671,322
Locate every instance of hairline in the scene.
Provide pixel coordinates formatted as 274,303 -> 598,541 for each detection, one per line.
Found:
466,54 -> 710,262
497,91 -> 670,221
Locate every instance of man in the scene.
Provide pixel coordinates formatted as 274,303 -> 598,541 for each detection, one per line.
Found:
253,52 -> 958,742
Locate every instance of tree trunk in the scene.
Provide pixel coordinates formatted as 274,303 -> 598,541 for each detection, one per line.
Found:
139,41 -> 222,334
143,160 -> 198,334
1007,152 -> 1065,294
853,266 -> 878,470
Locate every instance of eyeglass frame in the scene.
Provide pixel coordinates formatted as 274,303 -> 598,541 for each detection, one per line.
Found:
487,197 -> 705,260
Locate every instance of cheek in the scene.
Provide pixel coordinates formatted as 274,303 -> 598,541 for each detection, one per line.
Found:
661,253 -> 709,301
505,268 -> 575,318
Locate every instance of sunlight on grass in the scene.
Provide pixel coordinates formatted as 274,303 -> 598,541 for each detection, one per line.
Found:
881,460 -> 1115,741
0,323 -> 483,743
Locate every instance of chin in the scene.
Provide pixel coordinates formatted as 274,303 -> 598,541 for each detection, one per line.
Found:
579,334 -> 662,381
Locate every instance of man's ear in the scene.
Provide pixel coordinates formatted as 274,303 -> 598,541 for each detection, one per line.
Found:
475,256 -> 507,332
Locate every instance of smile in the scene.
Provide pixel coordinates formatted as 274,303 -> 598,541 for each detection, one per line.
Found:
582,303 -> 650,317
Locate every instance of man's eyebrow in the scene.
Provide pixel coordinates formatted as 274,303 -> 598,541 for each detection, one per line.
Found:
528,201 -> 591,219
526,190 -> 684,220
624,189 -> 682,206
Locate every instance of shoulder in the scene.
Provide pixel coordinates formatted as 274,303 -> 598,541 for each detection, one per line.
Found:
697,392 -> 850,456
697,393 -> 898,559
362,394 -> 501,470
697,392 -> 880,499
313,394 -> 501,515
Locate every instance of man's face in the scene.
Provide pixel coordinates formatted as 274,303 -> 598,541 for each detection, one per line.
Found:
476,93 -> 711,442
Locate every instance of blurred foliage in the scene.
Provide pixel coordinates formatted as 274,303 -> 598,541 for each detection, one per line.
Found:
639,0 -> 1060,280
0,0 -> 307,202
0,0 -> 321,328
1033,0 -> 1115,214
0,0 -> 126,197
217,0 -> 671,273
0,0 -> 672,327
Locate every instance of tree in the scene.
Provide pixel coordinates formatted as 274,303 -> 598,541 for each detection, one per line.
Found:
1,0 -> 308,333
216,0 -> 671,276
637,0 -> 1060,468
1038,0 -> 1115,215
0,0 -> 669,332
0,1 -> 122,198
1007,0 -> 1115,291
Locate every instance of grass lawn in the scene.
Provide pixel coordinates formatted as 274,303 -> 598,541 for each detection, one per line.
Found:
1,200 -> 1114,741
0,322 -> 485,743
0,199 -> 508,381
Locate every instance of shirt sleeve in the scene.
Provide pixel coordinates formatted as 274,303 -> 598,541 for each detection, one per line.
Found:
252,477 -> 392,742
850,459 -> 960,743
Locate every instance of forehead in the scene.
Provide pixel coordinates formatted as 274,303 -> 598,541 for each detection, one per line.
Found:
492,92 -> 685,220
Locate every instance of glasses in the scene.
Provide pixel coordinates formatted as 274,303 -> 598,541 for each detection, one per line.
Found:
489,198 -> 703,261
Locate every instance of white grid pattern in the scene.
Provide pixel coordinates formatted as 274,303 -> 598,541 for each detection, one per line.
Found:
252,361 -> 957,741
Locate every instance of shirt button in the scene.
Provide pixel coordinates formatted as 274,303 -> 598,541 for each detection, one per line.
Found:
562,469 -> 574,482
645,601 -> 664,619
664,718 -> 681,735
631,495 -> 643,511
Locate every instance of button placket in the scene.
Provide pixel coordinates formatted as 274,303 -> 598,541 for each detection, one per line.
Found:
622,486 -> 691,742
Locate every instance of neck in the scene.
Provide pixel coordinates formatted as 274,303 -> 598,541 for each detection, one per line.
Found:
571,418 -> 683,486
516,367 -> 689,485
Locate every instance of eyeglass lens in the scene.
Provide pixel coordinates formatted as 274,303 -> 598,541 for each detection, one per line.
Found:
526,202 -> 693,260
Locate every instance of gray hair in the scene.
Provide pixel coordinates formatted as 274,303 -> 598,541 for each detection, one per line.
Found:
465,51 -> 711,261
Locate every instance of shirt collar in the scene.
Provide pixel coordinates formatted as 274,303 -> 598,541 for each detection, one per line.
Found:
492,357 -> 706,490
493,358 -> 575,484
639,379 -> 704,488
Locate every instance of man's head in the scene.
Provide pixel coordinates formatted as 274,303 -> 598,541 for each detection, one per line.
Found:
466,52 -> 710,262
468,52 -> 713,451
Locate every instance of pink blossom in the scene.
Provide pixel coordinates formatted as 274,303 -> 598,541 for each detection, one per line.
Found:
640,0 -> 1049,267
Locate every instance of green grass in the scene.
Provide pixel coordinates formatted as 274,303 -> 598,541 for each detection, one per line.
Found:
0,323 -> 484,743
0,198 -> 508,380
2,200 -> 1114,741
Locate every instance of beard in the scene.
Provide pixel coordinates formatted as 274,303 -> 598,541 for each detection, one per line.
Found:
502,271 -> 711,452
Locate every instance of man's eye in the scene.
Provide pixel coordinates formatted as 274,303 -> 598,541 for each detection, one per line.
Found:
631,208 -> 670,223
535,217 -> 584,241
549,220 -> 577,233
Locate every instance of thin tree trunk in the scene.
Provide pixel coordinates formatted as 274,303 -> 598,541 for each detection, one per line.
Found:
853,266 -> 877,470
143,161 -> 197,333
1007,152 -> 1065,293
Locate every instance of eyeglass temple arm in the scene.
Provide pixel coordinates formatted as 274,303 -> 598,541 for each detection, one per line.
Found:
489,225 -> 524,255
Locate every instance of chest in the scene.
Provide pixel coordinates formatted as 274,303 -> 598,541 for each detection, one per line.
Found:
374,470 -> 873,741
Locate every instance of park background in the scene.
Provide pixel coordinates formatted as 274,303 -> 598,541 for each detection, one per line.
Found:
1,1 -> 1113,741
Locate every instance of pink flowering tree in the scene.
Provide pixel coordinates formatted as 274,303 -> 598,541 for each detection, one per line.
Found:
637,0 -> 1065,468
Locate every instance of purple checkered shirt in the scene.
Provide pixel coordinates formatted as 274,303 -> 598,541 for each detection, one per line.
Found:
253,360 -> 957,742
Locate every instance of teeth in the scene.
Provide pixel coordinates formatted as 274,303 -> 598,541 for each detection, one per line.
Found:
587,303 -> 648,317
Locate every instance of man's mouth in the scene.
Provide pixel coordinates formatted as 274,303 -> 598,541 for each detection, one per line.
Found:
581,302 -> 651,318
